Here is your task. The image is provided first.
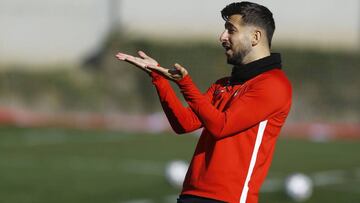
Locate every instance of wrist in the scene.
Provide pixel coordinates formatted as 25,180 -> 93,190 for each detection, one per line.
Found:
150,64 -> 166,81
175,74 -> 191,85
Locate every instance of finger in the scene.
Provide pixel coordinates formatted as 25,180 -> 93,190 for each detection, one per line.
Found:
174,63 -> 184,69
115,54 -> 127,61
127,60 -> 151,73
117,53 -> 150,70
138,51 -> 150,59
115,52 -> 128,60
117,54 -> 140,65
174,63 -> 188,75
116,52 -> 134,61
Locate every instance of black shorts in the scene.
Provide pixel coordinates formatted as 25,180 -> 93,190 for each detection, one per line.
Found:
177,195 -> 226,203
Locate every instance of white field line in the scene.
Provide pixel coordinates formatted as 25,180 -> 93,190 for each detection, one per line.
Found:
261,177 -> 283,192
311,169 -> 349,186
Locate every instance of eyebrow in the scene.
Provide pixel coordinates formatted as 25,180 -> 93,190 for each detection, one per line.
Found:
225,21 -> 237,29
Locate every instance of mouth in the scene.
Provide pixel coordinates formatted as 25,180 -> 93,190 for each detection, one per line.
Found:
222,43 -> 232,54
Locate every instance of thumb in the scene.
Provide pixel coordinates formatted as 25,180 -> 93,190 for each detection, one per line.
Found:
174,63 -> 188,76
138,50 -> 149,59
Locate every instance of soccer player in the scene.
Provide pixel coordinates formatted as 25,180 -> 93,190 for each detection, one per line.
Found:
116,2 -> 292,203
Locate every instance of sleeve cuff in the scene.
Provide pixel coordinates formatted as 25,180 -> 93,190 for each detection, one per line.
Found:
175,74 -> 192,86
150,71 -> 165,81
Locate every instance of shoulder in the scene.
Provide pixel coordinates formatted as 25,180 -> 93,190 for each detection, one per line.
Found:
251,69 -> 292,101
256,69 -> 291,89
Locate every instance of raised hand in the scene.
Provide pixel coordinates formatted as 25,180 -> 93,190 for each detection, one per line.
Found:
147,63 -> 188,81
115,51 -> 188,81
115,51 -> 159,73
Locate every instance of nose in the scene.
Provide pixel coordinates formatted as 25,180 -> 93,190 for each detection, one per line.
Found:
219,30 -> 228,43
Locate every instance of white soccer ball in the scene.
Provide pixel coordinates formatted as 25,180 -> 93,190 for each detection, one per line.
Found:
165,160 -> 189,188
285,173 -> 313,202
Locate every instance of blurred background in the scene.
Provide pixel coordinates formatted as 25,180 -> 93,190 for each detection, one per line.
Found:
0,0 -> 359,202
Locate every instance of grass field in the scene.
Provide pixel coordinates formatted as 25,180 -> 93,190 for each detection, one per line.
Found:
1,126 -> 360,203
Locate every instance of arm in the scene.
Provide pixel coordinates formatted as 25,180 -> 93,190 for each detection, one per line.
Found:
151,71 -> 215,134
176,75 -> 291,140
115,51 -> 213,134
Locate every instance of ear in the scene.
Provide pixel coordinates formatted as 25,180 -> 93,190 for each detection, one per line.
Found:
251,29 -> 262,46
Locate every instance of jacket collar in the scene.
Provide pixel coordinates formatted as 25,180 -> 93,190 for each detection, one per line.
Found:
230,53 -> 282,85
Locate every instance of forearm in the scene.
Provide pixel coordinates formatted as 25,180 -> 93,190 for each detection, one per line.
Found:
151,72 -> 202,134
176,75 -> 227,138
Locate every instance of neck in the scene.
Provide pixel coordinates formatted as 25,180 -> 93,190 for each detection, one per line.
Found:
230,53 -> 282,85
241,48 -> 271,65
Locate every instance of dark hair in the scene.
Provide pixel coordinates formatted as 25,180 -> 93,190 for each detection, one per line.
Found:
221,1 -> 275,47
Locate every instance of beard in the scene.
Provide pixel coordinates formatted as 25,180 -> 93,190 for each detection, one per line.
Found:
227,45 -> 252,65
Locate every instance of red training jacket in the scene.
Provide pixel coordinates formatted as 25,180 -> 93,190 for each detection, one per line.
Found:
151,55 -> 292,203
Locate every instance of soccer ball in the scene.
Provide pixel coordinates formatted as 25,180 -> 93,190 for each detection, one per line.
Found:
165,160 -> 189,188
285,173 -> 313,202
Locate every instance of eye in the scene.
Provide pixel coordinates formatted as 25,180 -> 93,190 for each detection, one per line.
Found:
224,22 -> 237,34
228,28 -> 236,34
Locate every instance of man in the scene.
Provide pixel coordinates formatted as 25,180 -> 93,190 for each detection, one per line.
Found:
116,2 -> 292,203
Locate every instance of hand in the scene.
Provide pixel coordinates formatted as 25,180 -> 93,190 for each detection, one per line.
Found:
115,51 -> 158,73
147,63 -> 188,81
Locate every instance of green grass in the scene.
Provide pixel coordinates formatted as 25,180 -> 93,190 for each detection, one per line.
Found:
0,127 -> 359,203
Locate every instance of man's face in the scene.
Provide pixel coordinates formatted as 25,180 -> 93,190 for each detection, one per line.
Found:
220,15 -> 253,65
